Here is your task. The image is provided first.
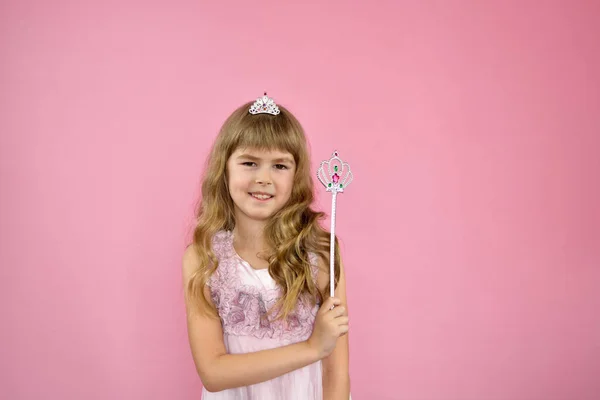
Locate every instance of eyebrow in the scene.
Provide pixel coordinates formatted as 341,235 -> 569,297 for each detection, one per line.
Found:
237,154 -> 295,165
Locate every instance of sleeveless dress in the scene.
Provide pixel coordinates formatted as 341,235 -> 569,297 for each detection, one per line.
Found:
202,230 -> 323,399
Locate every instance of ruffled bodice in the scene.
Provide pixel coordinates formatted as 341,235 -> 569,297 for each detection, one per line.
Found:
201,230 -> 323,399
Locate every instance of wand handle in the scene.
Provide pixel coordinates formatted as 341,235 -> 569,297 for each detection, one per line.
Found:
330,192 -> 337,298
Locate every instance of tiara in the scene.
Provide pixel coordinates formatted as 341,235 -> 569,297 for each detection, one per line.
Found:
249,92 -> 280,115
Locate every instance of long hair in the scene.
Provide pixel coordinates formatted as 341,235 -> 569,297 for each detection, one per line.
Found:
185,100 -> 341,321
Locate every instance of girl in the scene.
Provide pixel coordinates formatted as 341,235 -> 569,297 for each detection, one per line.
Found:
182,94 -> 351,399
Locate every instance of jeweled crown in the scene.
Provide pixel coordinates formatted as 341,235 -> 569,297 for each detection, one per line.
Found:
249,92 -> 280,115
317,151 -> 353,194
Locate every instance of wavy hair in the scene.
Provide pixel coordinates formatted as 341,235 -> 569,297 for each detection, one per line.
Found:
186,100 -> 340,321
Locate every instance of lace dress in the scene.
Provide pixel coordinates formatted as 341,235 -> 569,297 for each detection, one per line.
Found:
202,230 -> 323,399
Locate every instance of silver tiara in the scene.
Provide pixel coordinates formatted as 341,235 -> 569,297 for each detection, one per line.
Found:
249,92 -> 280,115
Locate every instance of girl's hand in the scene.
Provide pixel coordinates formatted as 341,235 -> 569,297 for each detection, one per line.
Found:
307,297 -> 349,359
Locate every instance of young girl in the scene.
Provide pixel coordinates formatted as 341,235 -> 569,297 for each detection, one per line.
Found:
182,94 -> 351,399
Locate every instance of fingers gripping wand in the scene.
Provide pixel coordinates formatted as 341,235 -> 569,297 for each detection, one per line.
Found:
317,151 -> 353,298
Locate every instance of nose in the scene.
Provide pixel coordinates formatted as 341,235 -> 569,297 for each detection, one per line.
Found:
255,168 -> 272,185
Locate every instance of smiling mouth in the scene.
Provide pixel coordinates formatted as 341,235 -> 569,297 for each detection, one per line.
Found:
249,192 -> 274,200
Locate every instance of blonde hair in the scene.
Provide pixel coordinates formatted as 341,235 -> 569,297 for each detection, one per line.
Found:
186,100 -> 340,321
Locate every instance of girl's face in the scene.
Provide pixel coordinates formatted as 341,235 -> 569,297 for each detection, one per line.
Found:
226,147 -> 296,223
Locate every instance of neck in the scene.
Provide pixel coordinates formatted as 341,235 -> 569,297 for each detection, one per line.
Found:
232,216 -> 269,253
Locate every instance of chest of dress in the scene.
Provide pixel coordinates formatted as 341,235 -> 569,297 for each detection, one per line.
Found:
209,259 -> 318,341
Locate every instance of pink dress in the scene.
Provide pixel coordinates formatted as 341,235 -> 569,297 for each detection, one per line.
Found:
202,230 -> 323,399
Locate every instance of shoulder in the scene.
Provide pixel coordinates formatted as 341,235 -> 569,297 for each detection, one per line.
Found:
211,229 -> 230,243
182,230 -> 229,279
182,244 -> 201,283
183,230 -> 234,288
313,252 -> 347,296
211,230 -> 234,259
183,230 -> 231,267
313,252 -> 329,293
307,252 -> 321,275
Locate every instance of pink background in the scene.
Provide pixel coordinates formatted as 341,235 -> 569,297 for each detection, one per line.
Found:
1,0 -> 599,399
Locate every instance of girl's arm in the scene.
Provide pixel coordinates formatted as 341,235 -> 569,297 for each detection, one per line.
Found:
319,258 -> 351,400
182,245 -> 321,392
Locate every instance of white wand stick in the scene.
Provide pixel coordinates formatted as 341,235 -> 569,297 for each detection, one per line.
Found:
317,151 -> 353,298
